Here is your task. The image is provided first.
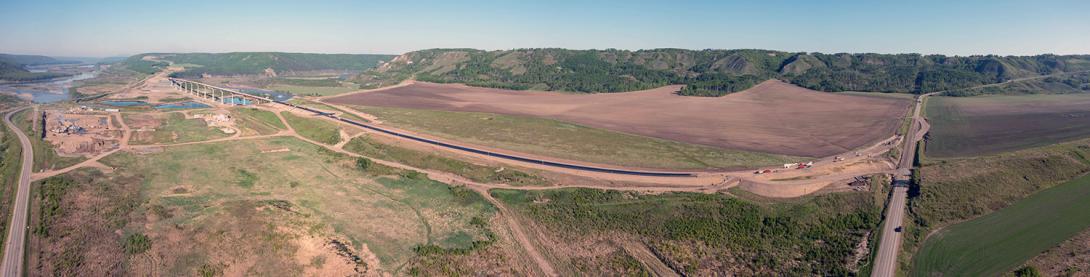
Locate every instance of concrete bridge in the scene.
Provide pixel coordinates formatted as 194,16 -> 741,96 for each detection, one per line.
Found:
168,78 -> 274,105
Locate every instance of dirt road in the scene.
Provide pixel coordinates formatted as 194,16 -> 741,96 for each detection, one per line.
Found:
472,186 -> 559,276
617,240 -> 681,277
1,107 -> 34,277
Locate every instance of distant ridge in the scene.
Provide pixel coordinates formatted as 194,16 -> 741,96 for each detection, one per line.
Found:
122,52 -> 396,76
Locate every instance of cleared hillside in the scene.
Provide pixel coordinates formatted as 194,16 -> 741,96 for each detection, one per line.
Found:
363,48 -> 1090,95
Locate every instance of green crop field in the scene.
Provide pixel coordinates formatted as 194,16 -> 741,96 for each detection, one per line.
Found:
353,106 -> 800,170
911,173 -> 1090,276
925,94 -> 1090,158
280,111 -> 342,145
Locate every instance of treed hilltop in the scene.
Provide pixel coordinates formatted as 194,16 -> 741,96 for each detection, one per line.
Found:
360,48 -> 1090,96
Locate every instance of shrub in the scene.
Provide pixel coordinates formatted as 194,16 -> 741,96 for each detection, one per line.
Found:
124,233 -> 151,254
356,157 -> 373,170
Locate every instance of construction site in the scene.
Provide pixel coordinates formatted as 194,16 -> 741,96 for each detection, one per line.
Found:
40,107 -> 122,157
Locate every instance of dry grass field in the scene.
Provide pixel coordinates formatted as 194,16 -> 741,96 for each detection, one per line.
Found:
327,80 -> 911,158
123,112 -> 232,145
29,137 -> 497,276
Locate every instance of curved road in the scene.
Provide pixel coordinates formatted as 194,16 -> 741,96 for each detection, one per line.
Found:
1,107 -> 33,277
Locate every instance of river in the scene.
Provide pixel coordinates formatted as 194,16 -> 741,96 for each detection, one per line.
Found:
0,64 -> 98,103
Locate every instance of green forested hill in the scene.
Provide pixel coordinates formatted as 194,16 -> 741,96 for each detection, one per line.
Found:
367,48 -> 1090,95
124,52 -> 395,77
0,54 -> 77,66
945,71 -> 1090,96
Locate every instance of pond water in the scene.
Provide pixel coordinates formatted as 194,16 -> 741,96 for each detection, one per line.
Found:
238,88 -> 293,101
101,100 -> 149,106
223,98 -> 253,105
154,101 -> 211,109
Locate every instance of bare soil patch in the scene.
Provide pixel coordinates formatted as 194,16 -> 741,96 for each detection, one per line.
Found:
327,80 -> 910,157
42,109 -> 122,157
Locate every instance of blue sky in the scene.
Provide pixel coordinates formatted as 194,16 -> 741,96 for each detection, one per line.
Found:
1,0 -> 1088,57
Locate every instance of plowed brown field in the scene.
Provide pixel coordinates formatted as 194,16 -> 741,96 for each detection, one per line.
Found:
327,80 -> 911,157
926,94 -> 1090,157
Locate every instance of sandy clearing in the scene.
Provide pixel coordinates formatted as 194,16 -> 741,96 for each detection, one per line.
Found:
326,80 -> 911,157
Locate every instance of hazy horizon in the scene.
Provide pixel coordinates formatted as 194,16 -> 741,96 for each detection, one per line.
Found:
2,0 -> 1089,57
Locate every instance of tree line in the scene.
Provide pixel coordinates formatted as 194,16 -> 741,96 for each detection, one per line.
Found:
378,48 -> 1090,96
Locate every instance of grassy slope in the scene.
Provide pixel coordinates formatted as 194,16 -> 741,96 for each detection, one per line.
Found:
288,99 -> 368,122
492,188 -> 881,275
354,106 -> 800,170
231,108 -> 285,135
905,138 -> 1090,275
280,111 -> 342,145
911,173 -> 1090,276
925,94 -> 1090,158
343,136 -> 546,186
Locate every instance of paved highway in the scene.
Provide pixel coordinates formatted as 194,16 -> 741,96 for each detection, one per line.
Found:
872,93 -> 932,277
873,72 -> 1086,275
1,107 -> 33,277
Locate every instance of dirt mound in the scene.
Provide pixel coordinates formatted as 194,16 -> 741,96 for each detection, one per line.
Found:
327,80 -> 911,157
